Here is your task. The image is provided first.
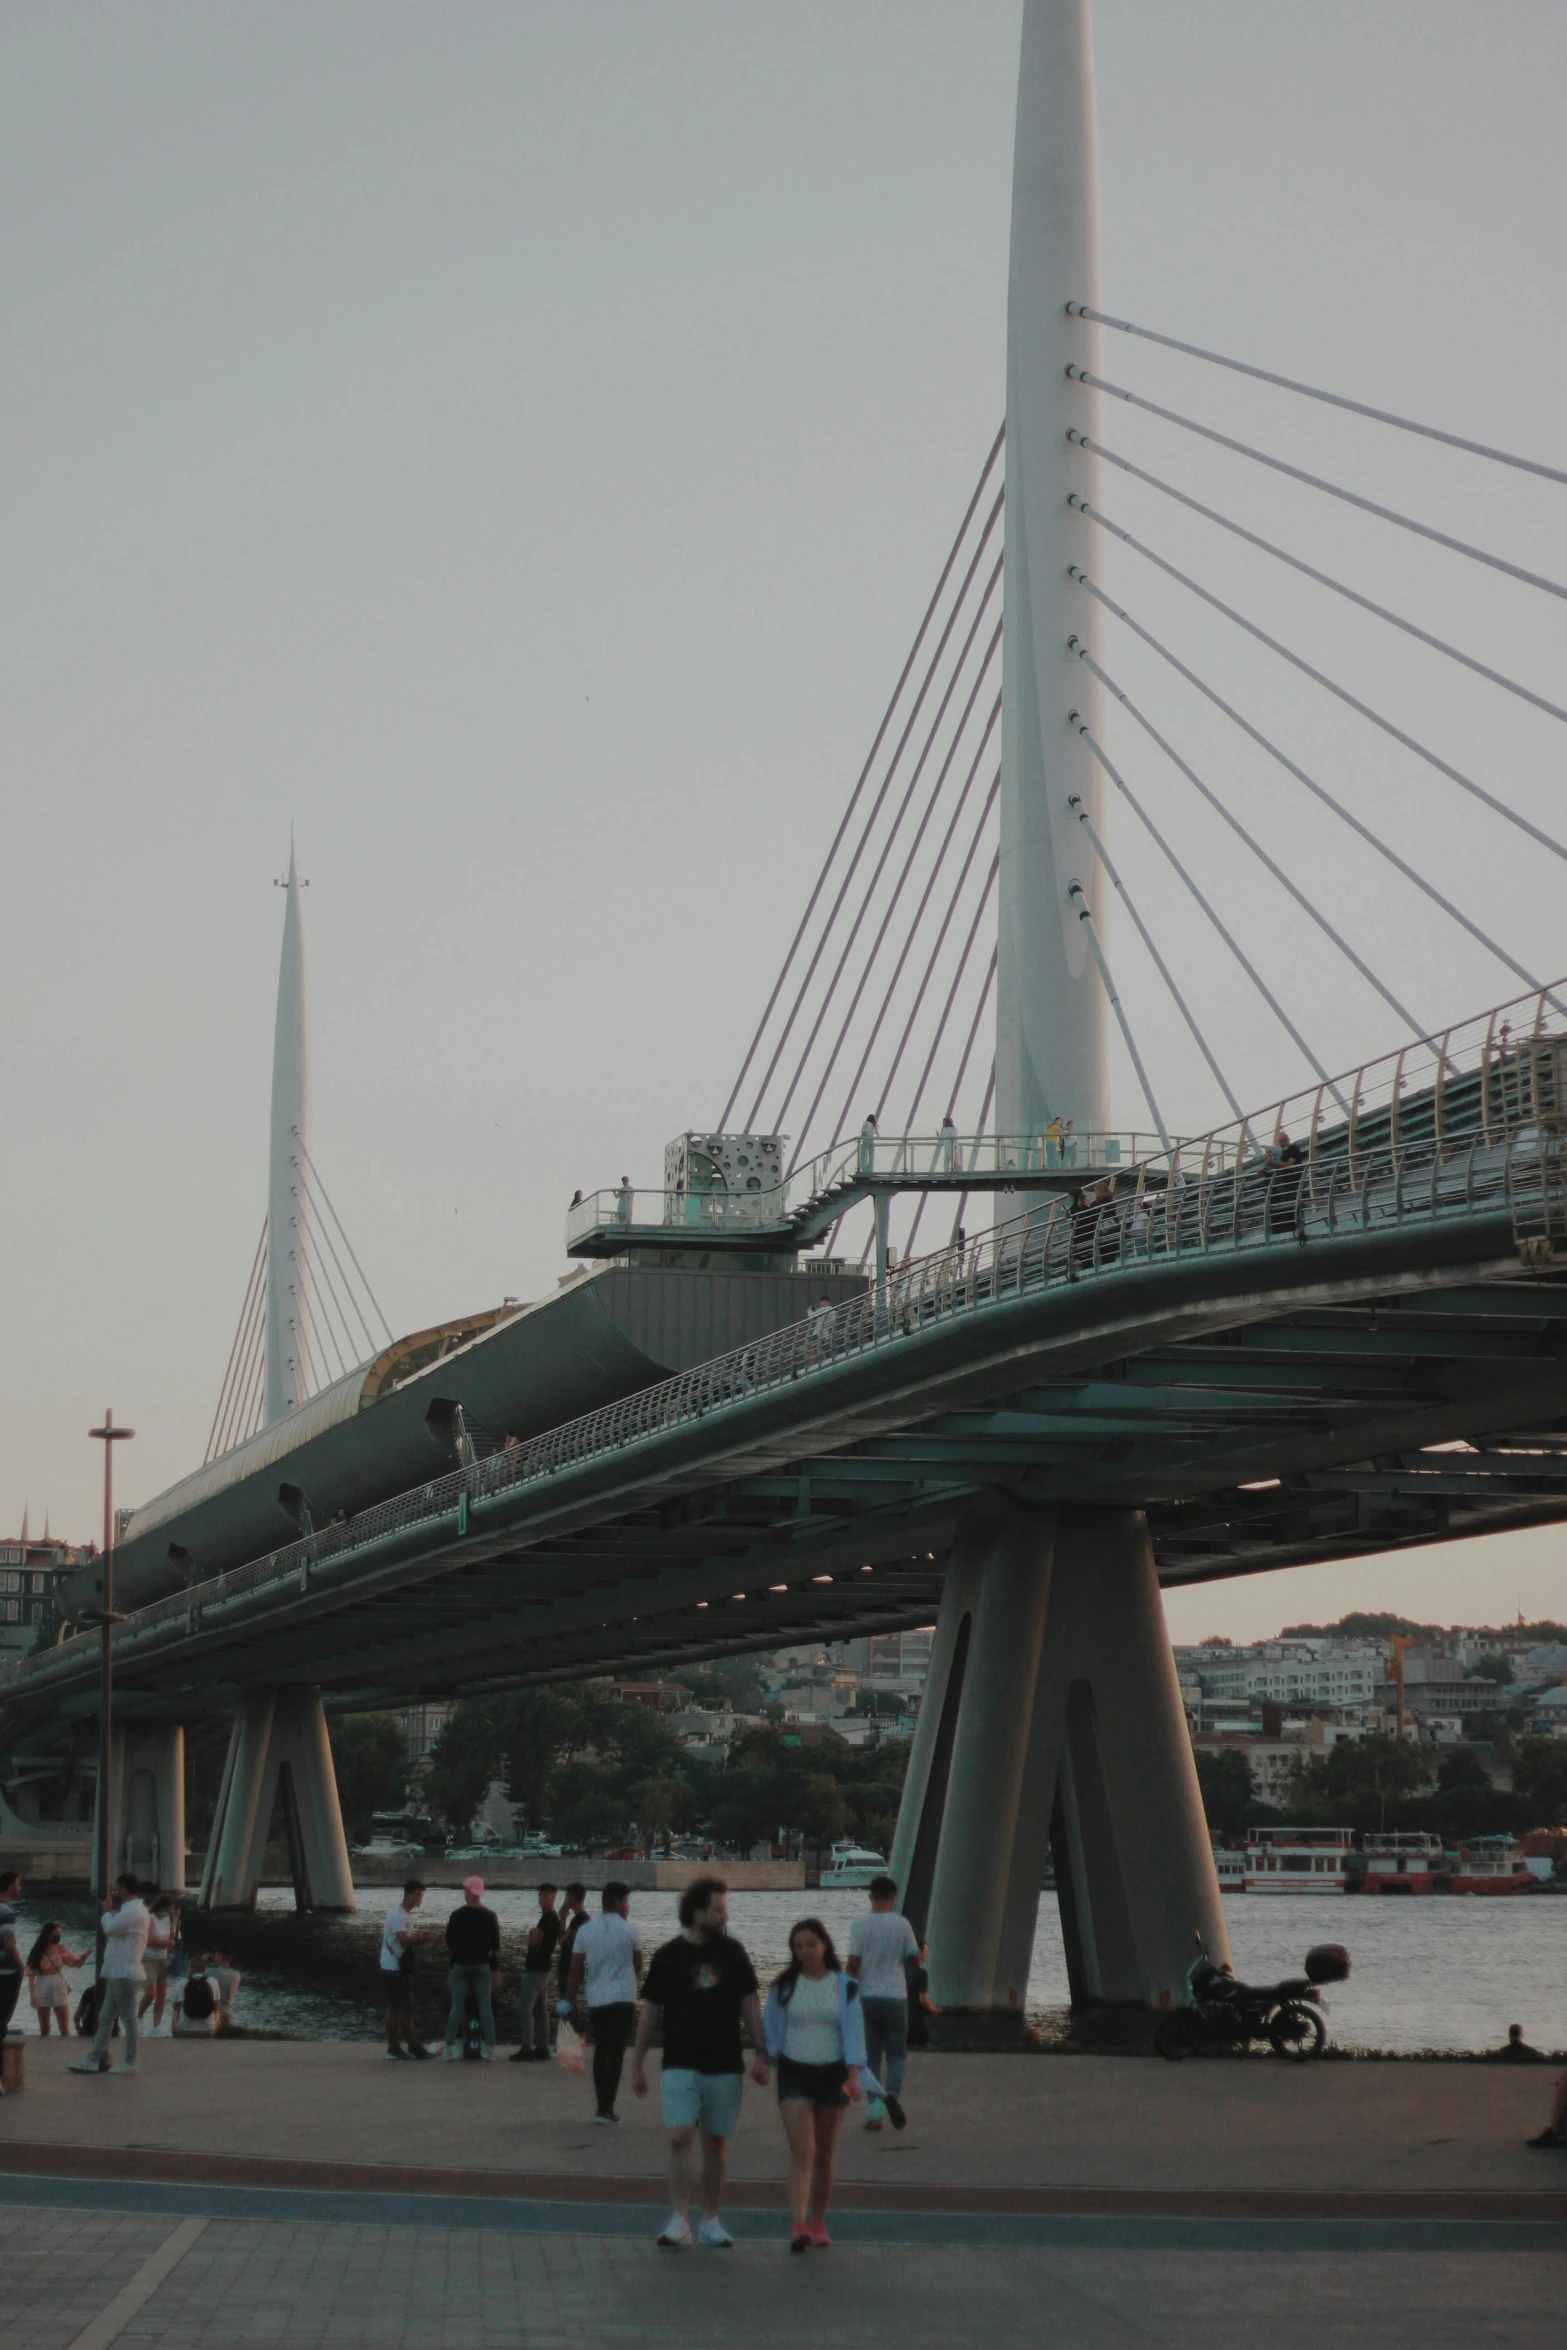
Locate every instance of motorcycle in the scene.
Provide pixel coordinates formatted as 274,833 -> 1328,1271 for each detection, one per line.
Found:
1154,1937 -> 1349,2062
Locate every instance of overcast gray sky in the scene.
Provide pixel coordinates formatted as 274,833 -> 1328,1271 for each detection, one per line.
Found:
5,2 -> 1566,1641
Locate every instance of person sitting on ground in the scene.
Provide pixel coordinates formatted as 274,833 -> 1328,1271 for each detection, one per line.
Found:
1528,2067 -> 1567,2149
1493,2022 -> 1544,2062
26,1922 -> 88,2039
209,1950 -> 241,2029
172,1960 -> 218,2037
444,1877 -> 500,2062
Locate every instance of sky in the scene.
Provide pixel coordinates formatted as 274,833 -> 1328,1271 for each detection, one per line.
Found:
4,1 -> 1566,1643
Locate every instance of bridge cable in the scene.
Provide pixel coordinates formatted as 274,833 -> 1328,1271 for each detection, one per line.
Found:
1067,541 -> 1564,1012
719,422 -> 1004,1131
1068,882 -> 1172,1153
874,766 -> 1002,1124
233,1319 -> 268,1447
292,1158 -> 376,1367
946,1058 -> 997,1252
1063,709 -> 1348,1105
1067,794 -> 1244,1120
205,1220 -> 268,1462
1065,304 -> 1567,491
290,1131 -> 395,1346
1073,432 -> 1567,750
775,555 -> 1003,1157
1064,368 -> 1567,607
877,964 -> 998,1271
742,484 -> 1005,1132
216,1273 -> 267,1459
1067,635 -> 1422,1034
801,643 -> 1003,1165
291,1199 -> 355,1384
902,856 -> 1000,1135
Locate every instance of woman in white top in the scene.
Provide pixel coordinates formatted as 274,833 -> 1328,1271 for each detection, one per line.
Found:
761,1918 -> 866,2251
26,1923 -> 88,2036
138,1895 -> 177,2034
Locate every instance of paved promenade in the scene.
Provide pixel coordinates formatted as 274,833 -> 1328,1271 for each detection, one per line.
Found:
2,2041 -> 1563,2346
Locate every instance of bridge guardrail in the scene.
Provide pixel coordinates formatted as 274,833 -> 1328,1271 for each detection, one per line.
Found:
6,1105 -> 1563,1702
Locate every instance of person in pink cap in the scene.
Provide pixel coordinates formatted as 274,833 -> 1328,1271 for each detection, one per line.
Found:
443,1876 -> 500,2060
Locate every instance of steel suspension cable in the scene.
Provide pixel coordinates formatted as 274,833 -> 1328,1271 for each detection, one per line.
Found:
875,767 -> 1002,1124
1073,429 -> 1567,745
290,1131 -> 394,1345
211,1261 -> 267,1463
775,555 -> 1003,1155
292,1192 -> 357,1383
745,491 -> 1005,1133
720,423 -> 1005,1129
1063,712 -> 1346,1103
1064,367 -> 1567,606
1067,632 -> 1421,1033
802,635 -> 1003,1163
1067,537 -> 1561,1008
1068,882 -> 1171,1152
1066,304 -> 1567,491
947,1058 -> 997,1251
901,859 -> 1000,1129
205,1221 -> 268,1462
293,1155 -> 381,1361
1067,794 -> 1243,1119
295,1235 -> 349,1387
234,1315 -> 268,1447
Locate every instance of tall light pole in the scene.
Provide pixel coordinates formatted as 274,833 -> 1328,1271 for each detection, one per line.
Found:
86,1411 -> 133,1978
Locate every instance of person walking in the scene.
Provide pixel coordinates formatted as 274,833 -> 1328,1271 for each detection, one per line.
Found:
762,1916 -> 865,2250
847,1875 -> 919,2131
631,1876 -> 768,2249
69,1874 -> 150,2076
0,1873 -> 24,2065
138,1894 -> 177,2036
26,1923 -> 88,2039
444,1876 -> 500,2061
563,1881 -> 643,2122
380,1879 -> 433,2060
510,1882 -> 561,2062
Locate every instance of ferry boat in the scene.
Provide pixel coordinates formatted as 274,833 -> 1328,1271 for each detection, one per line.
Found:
1451,1835 -> 1533,1894
819,1840 -> 890,1889
1245,1826 -> 1354,1892
1213,1848 -> 1247,1892
1359,1831 -> 1448,1893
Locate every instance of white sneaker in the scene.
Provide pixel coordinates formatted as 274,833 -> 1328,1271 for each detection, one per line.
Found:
68,2059 -> 105,2075
657,2214 -> 692,2249
444,2045 -> 461,2062
112,2063 -> 139,2075
694,2217 -> 734,2248
480,2045 -> 494,2061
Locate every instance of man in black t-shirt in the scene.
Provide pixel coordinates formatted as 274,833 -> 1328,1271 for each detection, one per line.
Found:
444,1877 -> 501,2059
632,1876 -> 767,2249
510,1883 -> 561,2062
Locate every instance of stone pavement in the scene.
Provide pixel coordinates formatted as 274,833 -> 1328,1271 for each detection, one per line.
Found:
2,2043 -> 1564,2346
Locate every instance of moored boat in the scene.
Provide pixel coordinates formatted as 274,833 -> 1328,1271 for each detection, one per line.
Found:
1245,1826 -> 1354,1892
1451,1835 -> 1533,1894
819,1840 -> 890,1889
1359,1831 -> 1448,1893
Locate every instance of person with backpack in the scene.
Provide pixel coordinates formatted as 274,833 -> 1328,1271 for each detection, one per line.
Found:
173,1961 -> 218,2036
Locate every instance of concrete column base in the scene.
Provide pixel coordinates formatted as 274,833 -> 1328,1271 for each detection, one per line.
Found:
892,1505 -> 1228,2019
200,1686 -> 355,1913
93,1723 -> 187,1893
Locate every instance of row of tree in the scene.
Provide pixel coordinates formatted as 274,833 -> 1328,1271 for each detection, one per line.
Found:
1194,1730 -> 1567,1840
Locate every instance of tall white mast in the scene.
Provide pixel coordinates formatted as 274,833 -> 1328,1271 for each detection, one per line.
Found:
996,0 -> 1109,1139
265,841 -> 313,1423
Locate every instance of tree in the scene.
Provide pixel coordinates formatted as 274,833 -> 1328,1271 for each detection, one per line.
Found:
423,1700 -> 508,1836
547,1759 -> 626,1850
683,1658 -> 767,1712
1467,1654 -> 1514,1687
329,1712 -> 410,1843
1193,1747 -> 1254,1836
1513,1737 -> 1567,1828
1290,1730 -> 1428,1830
799,1773 -> 852,1853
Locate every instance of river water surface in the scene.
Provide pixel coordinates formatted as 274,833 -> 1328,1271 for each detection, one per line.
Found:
10,1884 -> 1565,2055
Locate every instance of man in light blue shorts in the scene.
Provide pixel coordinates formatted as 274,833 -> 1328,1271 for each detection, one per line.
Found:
631,1876 -> 769,2248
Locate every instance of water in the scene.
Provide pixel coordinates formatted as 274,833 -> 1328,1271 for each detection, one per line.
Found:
10,1885 -> 1565,2054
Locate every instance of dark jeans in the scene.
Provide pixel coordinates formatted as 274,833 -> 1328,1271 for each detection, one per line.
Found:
589,2001 -> 636,2117
0,1971 -> 20,2040
517,1971 -> 552,2055
860,1994 -> 908,2098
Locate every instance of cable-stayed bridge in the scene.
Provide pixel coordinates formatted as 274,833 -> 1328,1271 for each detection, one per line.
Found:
9,0 -> 1567,2025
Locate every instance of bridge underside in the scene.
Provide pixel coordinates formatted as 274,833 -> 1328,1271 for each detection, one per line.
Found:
13,1265 -> 1567,1753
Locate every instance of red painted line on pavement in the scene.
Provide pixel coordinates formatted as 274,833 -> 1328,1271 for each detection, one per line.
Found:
0,2141 -> 1563,2224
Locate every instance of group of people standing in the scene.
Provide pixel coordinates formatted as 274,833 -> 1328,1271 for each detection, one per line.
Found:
0,1868 -> 239,2081
381,1864 -> 925,2252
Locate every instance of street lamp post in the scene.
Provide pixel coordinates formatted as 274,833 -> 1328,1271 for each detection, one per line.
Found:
86,1411 -> 134,1984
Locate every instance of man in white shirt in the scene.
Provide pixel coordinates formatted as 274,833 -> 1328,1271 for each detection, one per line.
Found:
564,1881 -> 644,2123
380,1879 -> 433,2060
846,1875 -> 919,2130
70,1874 -> 150,2076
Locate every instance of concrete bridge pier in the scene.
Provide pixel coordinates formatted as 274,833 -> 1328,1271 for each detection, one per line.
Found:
96,1723 -> 187,1893
200,1685 -> 355,1913
889,1506 -> 1228,2029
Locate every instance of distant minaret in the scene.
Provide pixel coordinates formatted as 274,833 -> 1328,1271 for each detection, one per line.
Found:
265,840 -> 314,1422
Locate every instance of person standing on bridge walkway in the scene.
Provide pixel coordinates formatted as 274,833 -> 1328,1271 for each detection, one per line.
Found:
847,1876 -> 918,2132
69,1873 -> 149,2076
564,1881 -> 643,2123
631,1876 -> 768,2248
938,1113 -> 958,1173
859,1113 -> 878,1174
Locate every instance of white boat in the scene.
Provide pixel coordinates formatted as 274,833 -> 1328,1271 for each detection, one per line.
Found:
1213,1848 -> 1247,1891
1245,1826 -> 1354,1892
819,1841 -> 889,1888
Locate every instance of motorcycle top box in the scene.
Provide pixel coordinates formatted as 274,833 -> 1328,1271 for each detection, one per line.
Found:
1305,1943 -> 1351,1985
